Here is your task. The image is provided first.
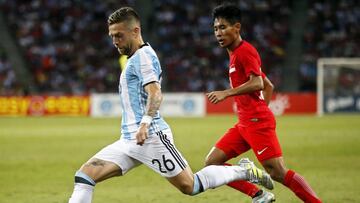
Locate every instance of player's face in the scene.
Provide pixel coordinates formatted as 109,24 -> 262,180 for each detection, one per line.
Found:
214,18 -> 241,49
108,22 -> 134,55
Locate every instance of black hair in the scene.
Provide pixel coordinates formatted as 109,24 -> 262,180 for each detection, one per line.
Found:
212,4 -> 242,25
108,7 -> 140,26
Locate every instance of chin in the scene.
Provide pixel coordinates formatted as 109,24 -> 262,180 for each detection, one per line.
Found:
219,43 -> 228,48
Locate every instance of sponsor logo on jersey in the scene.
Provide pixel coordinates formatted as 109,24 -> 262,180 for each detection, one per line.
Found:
229,65 -> 236,73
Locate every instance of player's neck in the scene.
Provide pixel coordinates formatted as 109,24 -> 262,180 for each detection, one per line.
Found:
130,37 -> 145,56
227,36 -> 242,54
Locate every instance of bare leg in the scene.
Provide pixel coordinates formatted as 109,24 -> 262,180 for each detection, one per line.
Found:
262,157 -> 321,202
167,166 -> 195,195
80,158 -> 123,183
261,157 -> 287,183
205,147 -> 229,165
68,158 -> 122,203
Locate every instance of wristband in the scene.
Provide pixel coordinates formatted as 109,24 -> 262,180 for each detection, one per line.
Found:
140,115 -> 153,125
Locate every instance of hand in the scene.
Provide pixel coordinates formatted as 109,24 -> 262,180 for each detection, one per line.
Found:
206,91 -> 228,104
136,123 -> 149,146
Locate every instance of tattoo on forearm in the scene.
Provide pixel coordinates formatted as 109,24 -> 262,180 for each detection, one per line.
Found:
146,93 -> 162,117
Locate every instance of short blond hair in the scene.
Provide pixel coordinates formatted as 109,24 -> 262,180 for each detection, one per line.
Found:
107,7 -> 140,26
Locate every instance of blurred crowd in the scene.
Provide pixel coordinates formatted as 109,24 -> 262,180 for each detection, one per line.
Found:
335,67 -> 360,96
0,47 -> 20,95
0,0 -> 358,95
1,0 -> 134,95
150,0 -> 291,91
300,0 -> 360,91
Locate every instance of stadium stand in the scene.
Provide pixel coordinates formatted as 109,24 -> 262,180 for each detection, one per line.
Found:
149,0 -> 291,92
0,0 -> 134,94
0,0 -> 358,95
300,0 -> 360,91
0,47 -> 20,95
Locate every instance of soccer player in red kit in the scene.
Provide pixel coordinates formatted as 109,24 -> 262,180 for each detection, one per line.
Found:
205,4 -> 322,203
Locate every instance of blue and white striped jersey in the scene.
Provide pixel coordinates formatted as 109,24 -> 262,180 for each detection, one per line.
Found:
119,43 -> 169,140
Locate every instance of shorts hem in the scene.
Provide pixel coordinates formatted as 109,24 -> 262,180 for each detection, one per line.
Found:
258,153 -> 282,162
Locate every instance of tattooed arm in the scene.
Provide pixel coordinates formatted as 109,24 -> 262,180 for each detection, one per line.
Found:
136,82 -> 162,145
144,82 -> 163,117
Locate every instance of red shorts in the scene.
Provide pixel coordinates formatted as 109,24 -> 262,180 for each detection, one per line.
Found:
215,116 -> 282,162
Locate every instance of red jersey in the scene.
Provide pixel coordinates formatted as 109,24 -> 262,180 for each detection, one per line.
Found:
228,40 -> 273,125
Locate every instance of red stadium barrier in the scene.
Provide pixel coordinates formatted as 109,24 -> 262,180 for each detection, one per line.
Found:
206,93 -> 317,115
0,96 -> 90,116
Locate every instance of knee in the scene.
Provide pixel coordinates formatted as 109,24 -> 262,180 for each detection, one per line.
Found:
262,158 -> 288,182
204,157 -> 213,166
269,171 -> 282,182
265,167 -> 287,183
204,156 -> 224,166
79,164 -> 97,181
204,147 -> 228,166
76,160 -> 102,184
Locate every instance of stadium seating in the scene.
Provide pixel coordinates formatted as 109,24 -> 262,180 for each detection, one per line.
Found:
0,0 -> 358,94
1,0 -> 132,94
300,0 -> 359,91
0,47 -> 20,95
150,0 -> 291,91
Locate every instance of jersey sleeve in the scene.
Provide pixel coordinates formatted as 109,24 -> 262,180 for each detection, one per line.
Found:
137,51 -> 161,86
240,51 -> 262,77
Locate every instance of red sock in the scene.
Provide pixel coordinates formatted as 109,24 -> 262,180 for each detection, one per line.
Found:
224,163 -> 260,197
283,170 -> 322,203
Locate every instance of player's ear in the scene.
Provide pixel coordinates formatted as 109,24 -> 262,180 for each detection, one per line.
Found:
133,26 -> 140,37
234,22 -> 241,32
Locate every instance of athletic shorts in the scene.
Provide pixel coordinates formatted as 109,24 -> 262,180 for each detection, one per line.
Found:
93,128 -> 188,178
215,116 -> 282,162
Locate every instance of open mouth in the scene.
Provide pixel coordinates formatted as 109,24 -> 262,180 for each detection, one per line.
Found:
218,39 -> 225,45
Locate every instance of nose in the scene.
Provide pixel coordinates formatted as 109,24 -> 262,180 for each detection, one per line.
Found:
112,37 -> 117,45
112,39 -> 119,47
215,30 -> 222,38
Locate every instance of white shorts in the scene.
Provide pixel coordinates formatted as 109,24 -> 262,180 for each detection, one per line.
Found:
93,129 -> 188,178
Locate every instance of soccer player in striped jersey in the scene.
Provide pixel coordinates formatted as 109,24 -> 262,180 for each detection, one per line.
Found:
68,7 -> 273,203
206,4 -> 322,203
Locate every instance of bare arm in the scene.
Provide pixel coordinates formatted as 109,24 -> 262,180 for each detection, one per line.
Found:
262,76 -> 274,105
207,74 -> 264,104
136,82 -> 162,145
144,82 -> 163,117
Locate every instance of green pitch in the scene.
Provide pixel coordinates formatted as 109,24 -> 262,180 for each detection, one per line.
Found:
0,115 -> 359,203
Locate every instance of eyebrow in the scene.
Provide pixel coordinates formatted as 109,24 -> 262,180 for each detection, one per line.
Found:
109,32 -> 121,37
214,23 -> 225,27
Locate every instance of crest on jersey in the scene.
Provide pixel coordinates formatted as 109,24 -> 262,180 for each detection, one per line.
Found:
229,65 -> 236,73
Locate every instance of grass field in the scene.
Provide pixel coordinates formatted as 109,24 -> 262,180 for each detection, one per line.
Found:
0,115 -> 359,203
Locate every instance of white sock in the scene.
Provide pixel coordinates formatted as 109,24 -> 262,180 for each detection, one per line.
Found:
69,183 -> 94,203
195,165 -> 247,191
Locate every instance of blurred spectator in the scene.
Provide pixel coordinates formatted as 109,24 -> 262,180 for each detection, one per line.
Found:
1,0 -> 134,94
149,0 -> 291,92
0,48 -> 22,95
336,67 -> 360,96
300,0 -> 360,91
2,0 -> 358,94
1,0 -> 291,93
